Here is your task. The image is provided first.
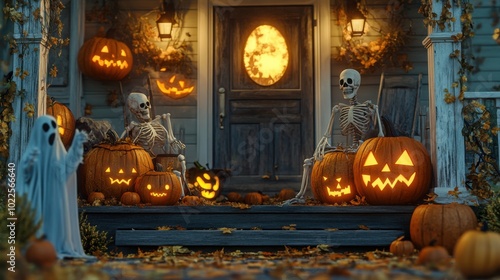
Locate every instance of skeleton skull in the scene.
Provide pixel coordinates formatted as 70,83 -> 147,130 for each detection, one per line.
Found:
339,69 -> 361,99
128,92 -> 151,122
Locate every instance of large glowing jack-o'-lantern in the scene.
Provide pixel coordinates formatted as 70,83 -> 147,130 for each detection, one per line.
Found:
135,170 -> 182,205
156,73 -> 195,99
81,142 -> 153,199
311,150 -> 357,204
77,36 -> 133,81
353,136 -> 432,205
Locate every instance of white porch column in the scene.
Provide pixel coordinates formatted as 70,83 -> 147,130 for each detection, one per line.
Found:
8,1 -> 50,165
422,1 -> 470,203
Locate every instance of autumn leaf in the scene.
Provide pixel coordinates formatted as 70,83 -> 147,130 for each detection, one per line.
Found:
358,224 -> 370,230
447,186 -> 462,198
219,227 -> 236,234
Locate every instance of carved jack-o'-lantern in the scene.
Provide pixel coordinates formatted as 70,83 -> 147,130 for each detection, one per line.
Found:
187,163 -> 221,200
135,170 -> 182,205
311,150 -> 357,204
81,142 -> 153,199
46,98 -> 75,150
77,36 -> 133,81
156,73 -> 195,99
353,136 -> 432,205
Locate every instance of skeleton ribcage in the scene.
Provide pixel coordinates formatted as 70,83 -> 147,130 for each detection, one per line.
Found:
339,104 -> 371,141
130,121 -> 168,157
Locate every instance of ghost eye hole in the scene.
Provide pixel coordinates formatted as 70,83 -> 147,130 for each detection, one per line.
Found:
339,79 -> 344,86
42,123 -> 50,132
347,78 -> 353,84
51,120 -> 57,128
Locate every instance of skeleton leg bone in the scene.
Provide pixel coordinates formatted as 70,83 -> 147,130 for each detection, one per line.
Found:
282,157 -> 314,205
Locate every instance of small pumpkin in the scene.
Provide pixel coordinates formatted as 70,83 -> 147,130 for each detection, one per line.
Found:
353,136 -> 432,205
134,169 -> 182,205
226,192 -> 243,203
78,36 -> 133,81
121,191 -> 141,205
277,188 -> 297,202
311,149 -> 357,204
87,191 -> 105,204
81,142 -> 154,199
410,203 -> 478,254
390,237 -> 415,257
416,244 -> 450,266
244,192 -> 263,205
46,97 -> 75,150
454,230 -> 500,279
25,237 -> 58,268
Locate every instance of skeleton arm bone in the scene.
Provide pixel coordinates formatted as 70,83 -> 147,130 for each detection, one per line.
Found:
363,101 -> 384,137
162,113 -> 186,153
120,121 -> 139,139
313,105 -> 340,161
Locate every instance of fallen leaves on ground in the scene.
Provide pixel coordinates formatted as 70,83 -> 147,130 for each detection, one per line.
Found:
8,246 -> 484,280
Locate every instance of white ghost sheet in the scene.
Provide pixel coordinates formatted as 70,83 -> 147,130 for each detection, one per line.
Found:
17,115 -> 92,259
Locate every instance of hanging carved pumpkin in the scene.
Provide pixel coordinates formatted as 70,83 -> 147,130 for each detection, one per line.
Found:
353,136 -> 432,205
81,142 -> 153,199
311,149 -> 357,204
46,98 -> 75,150
156,73 -> 195,99
135,169 -> 182,205
77,36 -> 133,81
410,203 -> 478,254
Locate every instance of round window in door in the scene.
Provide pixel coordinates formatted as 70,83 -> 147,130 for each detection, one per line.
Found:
243,25 -> 289,86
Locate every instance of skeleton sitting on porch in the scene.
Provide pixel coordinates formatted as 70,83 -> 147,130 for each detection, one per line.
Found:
121,92 -> 188,196
285,69 -> 383,204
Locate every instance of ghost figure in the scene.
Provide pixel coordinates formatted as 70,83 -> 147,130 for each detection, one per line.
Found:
17,115 -> 91,259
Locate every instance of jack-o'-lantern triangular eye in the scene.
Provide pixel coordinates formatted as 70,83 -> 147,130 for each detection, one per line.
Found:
396,150 -> 414,166
363,152 -> 378,166
101,46 -> 109,53
120,49 -> 127,56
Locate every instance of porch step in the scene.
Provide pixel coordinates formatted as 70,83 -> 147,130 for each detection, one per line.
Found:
80,205 -> 415,251
115,229 -> 404,247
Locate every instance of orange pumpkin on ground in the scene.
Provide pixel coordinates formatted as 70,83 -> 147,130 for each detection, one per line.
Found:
416,244 -> 450,266
353,136 -> 432,205
410,203 -> 477,254
81,142 -> 153,199
389,237 -> 415,257
25,237 -> 58,268
244,192 -> 263,205
454,229 -> 500,279
87,191 -> 105,204
311,149 -> 357,204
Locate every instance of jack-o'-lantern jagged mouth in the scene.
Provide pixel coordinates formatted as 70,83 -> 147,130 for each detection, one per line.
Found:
326,186 -> 352,197
362,173 -> 416,191
109,178 -> 132,185
150,192 -> 167,197
92,55 -> 129,69
201,190 -> 216,199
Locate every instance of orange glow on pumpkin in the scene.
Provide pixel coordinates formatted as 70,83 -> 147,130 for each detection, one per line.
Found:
194,172 -> 220,200
156,74 -> 195,99
325,177 -> 352,197
360,150 -> 416,191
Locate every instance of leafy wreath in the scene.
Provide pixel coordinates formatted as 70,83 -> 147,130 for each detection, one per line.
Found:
333,0 -> 413,73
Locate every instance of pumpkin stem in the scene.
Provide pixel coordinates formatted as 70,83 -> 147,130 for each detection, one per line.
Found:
194,161 -> 206,170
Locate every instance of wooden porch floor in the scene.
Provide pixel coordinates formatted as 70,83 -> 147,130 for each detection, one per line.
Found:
80,205 -> 415,252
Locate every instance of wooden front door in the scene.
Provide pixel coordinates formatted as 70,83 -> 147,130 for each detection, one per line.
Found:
214,6 -> 314,192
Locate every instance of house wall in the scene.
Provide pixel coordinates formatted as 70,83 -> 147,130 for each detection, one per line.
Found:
46,0 -> 499,167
